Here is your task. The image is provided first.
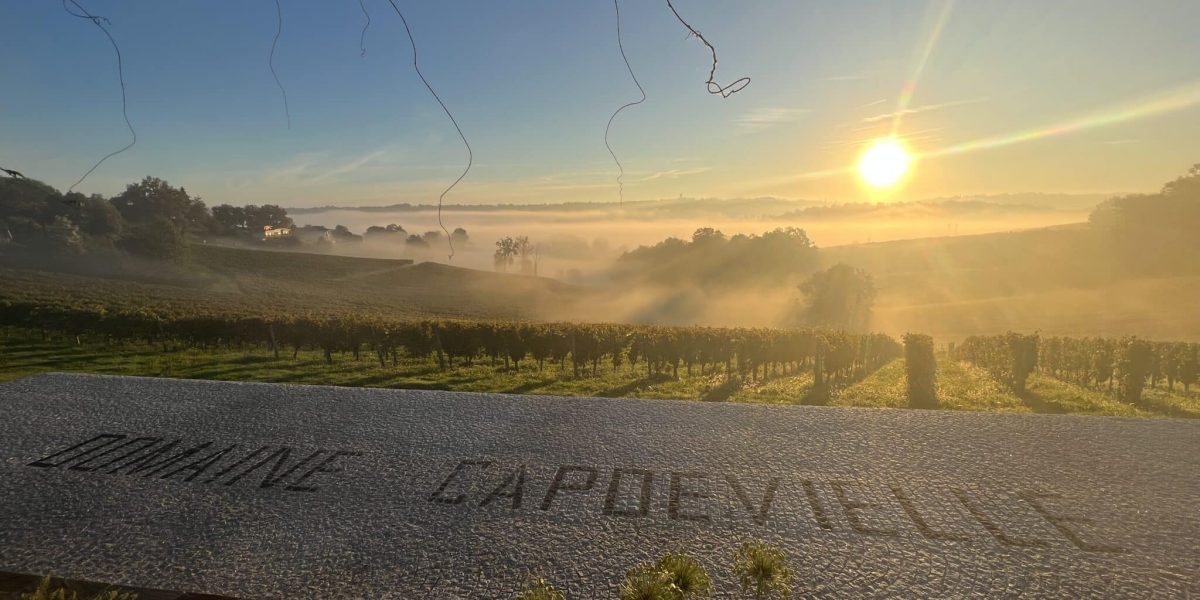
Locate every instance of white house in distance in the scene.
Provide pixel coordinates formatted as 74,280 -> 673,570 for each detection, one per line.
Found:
257,225 -> 292,241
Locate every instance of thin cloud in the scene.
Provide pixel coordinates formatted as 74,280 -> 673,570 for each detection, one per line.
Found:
307,148 -> 391,183
861,97 -> 989,123
261,148 -> 391,185
529,167 -> 711,191
824,130 -> 944,149
735,107 -> 811,133
824,74 -> 869,82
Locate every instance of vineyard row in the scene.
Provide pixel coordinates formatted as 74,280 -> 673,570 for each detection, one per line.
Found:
0,302 -> 901,383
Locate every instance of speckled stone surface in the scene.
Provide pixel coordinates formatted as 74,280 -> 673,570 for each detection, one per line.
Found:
0,373 -> 1197,599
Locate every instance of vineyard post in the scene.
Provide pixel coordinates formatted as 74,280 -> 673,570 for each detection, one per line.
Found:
433,325 -> 446,371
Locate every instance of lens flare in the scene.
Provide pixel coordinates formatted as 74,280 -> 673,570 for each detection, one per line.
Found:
858,138 -> 912,188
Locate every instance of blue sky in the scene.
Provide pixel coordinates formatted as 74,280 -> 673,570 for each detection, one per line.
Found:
2,1 -> 1199,207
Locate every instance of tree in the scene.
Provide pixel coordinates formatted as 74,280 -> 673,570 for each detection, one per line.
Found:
733,541 -> 793,599
111,176 -> 215,234
44,215 -> 84,254
245,204 -> 293,231
691,227 -> 726,245
516,235 -> 535,274
451,227 -> 469,245
117,217 -> 187,260
331,225 -> 363,243
494,236 -> 519,272
1161,163 -> 1200,197
0,177 -> 59,224
365,223 -> 407,243
1089,165 -> 1200,274
79,195 -> 122,238
613,227 -> 817,290
797,264 -> 876,331
405,234 -> 429,249
211,204 -> 247,234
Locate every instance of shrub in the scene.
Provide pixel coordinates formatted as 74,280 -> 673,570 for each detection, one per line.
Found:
619,564 -> 678,600
22,577 -> 137,600
903,333 -> 937,409
733,541 -> 793,599
655,554 -> 711,599
955,332 -> 1038,394
1115,337 -> 1152,405
515,575 -> 565,600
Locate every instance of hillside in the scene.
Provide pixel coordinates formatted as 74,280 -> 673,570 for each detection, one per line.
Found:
0,245 -> 582,321
822,226 -> 1200,340
3,218 -> 1198,341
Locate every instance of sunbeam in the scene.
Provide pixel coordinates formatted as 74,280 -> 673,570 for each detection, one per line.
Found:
921,83 -> 1200,160
890,0 -> 956,137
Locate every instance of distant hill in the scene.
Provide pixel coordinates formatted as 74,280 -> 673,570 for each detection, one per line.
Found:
287,196 -> 822,220
287,192 -> 1111,219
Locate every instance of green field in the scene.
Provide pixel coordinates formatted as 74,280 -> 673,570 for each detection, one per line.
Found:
5,332 -> 1196,417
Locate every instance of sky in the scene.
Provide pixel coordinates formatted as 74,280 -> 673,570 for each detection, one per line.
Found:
2,0 -> 1199,208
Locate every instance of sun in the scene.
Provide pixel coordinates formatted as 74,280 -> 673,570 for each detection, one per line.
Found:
857,138 -> 912,189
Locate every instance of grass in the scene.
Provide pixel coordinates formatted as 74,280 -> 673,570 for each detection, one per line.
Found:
0,333 -> 740,402
936,359 -> 1032,413
2,333 -> 1196,418
831,359 -> 907,409
830,357 -> 1029,413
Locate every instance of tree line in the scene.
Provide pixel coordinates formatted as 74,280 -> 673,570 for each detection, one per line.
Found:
0,174 -> 469,258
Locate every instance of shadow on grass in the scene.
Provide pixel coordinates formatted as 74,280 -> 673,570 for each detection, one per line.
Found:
1139,394 -> 1200,419
6,350 -> 161,368
597,374 -> 673,398
1017,390 -> 1068,414
503,378 -> 559,395
802,383 -> 832,406
701,378 -> 743,402
226,354 -> 283,365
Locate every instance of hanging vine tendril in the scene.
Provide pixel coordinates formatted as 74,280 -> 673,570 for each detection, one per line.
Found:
62,0 -> 137,193
357,0 -> 371,57
665,0 -> 750,98
269,0 -> 291,129
603,0 -> 647,205
385,0 -> 472,260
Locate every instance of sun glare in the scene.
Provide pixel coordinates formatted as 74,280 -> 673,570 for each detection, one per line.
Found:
857,138 -> 912,189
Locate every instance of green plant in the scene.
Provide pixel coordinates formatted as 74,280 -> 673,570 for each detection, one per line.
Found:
733,541 -> 793,599
23,577 -> 137,600
655,554 -> 711,599
514,575 -> 565,600
619,563 -> 678,600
